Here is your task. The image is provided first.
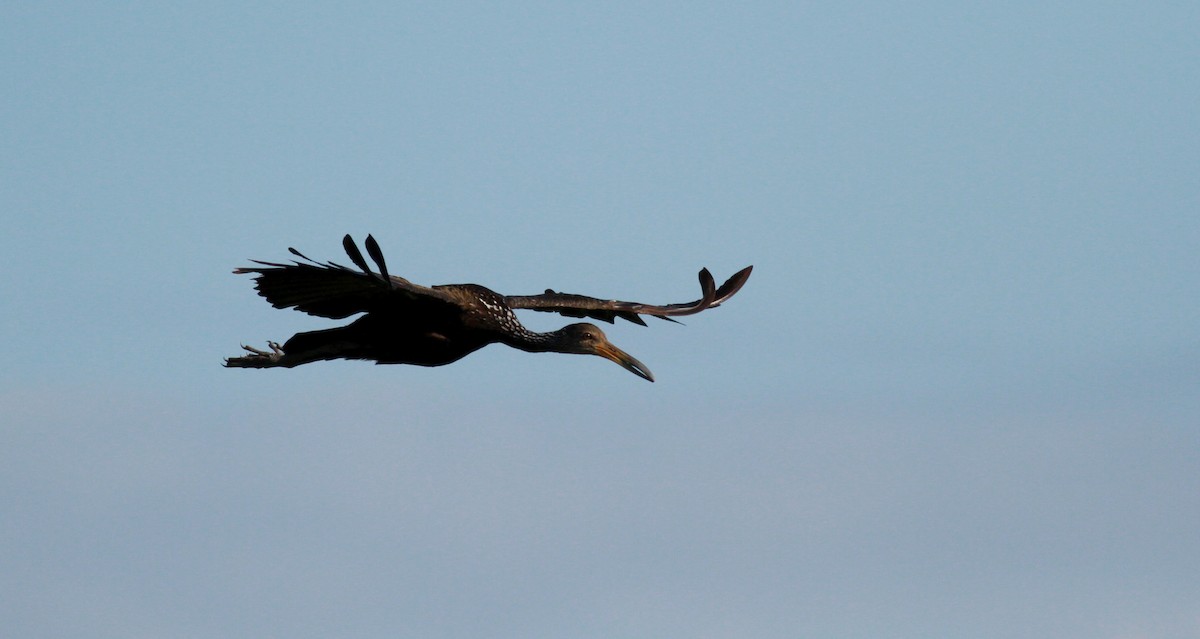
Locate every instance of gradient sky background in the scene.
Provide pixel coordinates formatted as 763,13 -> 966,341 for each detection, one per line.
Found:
3,2 -> 1198,638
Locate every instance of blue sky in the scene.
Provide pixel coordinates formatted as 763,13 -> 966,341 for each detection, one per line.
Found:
2,2 -> 1198,638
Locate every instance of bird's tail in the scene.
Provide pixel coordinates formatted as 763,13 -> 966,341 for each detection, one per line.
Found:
224,351 -> 281,368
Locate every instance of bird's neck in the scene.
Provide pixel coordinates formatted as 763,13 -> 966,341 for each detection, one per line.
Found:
500,326 -> 566,354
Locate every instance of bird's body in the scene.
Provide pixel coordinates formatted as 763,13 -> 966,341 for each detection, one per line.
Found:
279,285 -> 505,368
226,235 -> 752,381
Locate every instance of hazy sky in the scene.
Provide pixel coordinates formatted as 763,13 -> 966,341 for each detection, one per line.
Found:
3,2 -> 1198,638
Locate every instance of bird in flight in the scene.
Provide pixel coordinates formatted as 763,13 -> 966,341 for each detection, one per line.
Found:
225,235 -> 752,382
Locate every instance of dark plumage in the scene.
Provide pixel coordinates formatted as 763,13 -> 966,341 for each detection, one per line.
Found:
225,235 -> 752,381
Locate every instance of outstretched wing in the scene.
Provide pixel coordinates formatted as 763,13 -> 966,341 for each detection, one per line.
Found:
504,266 -> 753,325
234,234 -> 457,319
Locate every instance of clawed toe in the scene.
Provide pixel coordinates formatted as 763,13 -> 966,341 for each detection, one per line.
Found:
225,340 -> 288,368
240,342 -> 284,359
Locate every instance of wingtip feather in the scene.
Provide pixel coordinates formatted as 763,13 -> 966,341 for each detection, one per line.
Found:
697,268 -> 717,307
364,234 -> 390,283
712,265 -> 753,304
342,235 -> 372,274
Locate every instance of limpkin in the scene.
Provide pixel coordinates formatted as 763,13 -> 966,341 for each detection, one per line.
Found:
225,234 -> 752,382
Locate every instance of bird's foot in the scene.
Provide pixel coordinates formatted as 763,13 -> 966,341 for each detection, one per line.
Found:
241,341 -> 285,358
224,341 -> 285,368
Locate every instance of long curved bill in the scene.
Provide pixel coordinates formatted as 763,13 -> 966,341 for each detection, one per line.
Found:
594,342 -> 655,382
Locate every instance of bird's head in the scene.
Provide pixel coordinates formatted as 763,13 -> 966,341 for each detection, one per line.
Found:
555,323 -> 655,382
